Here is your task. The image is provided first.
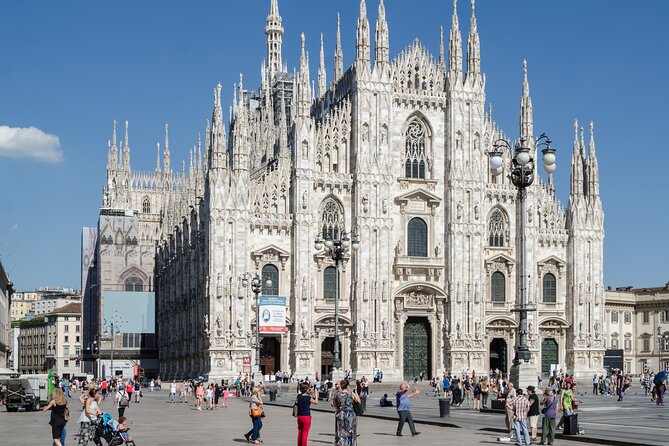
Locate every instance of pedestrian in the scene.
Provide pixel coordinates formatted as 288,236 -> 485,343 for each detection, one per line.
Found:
195,382 -> 205,410
100,380 -> 107,401
508,388 -> 532,446
222,386 -> 229,407
207,384 -> 215,410
214,384 -> 221,407
170,380 -> 177,403
295,382 -> 318,446
556,382 -> 574,430
395,383 -> 421,437
656,381 -> 666,406
150,379 -> 155,392
501,382 -> 516,440
43,388 -> 69,446
77,388 -> 102,446
473,378 -> 481,411
481,377 -> 490,409
115,384 -> 130,418
333,380 -> 360,445
526,386 -> 540,442
539,387 -> 558,445
126,381 -> 134,402
134,380 -> 141,403
244,387 -> 264,444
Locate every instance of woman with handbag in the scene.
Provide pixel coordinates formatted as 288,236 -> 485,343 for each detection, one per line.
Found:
333,380 -> 360,446
43,388 -> 69,446
295,382 -> 318,446
244,387 -> 264,444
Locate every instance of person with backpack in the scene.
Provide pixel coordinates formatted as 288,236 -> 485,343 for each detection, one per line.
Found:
115,384 -> 130,418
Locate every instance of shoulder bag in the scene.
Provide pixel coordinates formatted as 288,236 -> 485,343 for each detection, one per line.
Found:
292,396 -> 299,418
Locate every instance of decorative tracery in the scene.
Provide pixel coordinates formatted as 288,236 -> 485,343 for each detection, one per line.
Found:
404,120 -> 427,179
488,209 -> 506,247
321,199 -> 343,240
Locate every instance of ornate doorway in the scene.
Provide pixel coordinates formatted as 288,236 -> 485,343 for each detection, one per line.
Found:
403,317 -> 431,380
259,337 -> 280,375
321,337 -> 340,380
541,338 -> 558,376
489,338 -> 507,374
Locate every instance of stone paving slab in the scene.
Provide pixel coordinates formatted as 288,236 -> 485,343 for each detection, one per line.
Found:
0,389 -> 610,446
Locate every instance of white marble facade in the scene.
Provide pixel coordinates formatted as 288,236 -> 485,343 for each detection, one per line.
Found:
129,0 -> 606,382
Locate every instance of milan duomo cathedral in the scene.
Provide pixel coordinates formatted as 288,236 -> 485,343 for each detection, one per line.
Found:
101,0 -> 606,382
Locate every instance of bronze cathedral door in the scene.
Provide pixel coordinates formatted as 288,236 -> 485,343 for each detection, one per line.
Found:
403,317 -> 431,380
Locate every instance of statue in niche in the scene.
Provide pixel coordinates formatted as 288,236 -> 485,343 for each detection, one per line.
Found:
474,202 -> 480,220
300,317 -> 308,338
444,318 -> 450,335
381,319 -> 388,338
362,318 -> 369,338
215,315 -> 223,337
362,195 -> 369,213
236,319 -> 244,337
382,198 -> 388,214
456,322 -> 461,339
435,242 -> 442,257
457,201 -> 463,220
302,191 -> 307,210
395,239 -> 402,256
475,320 -> 481,339
578,322 -> 584,340
594,321 -> 601,339
203,316 -> 209,333
528,205 -> 533,223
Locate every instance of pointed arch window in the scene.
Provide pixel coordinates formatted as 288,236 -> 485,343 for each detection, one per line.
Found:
321,199 -> 343,240
543,273 -> 557,303
142,197 -> 151,214
488,209 -> 506,247
404,120 -> 427,179
491,272 -> 505,302
323,266 -> 338,301
407,217 -> 428,257
261,264 -> 279,295
124,276 -> 144,292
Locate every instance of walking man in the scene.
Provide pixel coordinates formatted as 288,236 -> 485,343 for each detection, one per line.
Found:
395,384 -> 421,437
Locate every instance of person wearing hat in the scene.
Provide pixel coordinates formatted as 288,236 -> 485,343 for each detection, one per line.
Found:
526,386 -> 540,442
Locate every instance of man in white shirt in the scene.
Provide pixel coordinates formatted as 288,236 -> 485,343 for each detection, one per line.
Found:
170,380 -> 177,403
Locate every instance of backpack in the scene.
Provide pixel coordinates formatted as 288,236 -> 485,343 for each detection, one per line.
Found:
119,391 -> 129,407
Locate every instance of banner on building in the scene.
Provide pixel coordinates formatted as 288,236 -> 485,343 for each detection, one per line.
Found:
258,295 -> 286,333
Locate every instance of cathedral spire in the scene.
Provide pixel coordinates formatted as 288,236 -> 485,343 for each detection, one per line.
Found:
210,83 -> 227,170
122,120 -> 130,170
449,0 -> 463,77
334,13 -> 344,80
519,59 -> 533,141
587,121 -> 600,198
439,26 -> 445,72
318,33 -> 327,97
155,142 -> 161,175
163,123 -> 171,175
265,0 -> 284,80
374,0 -> 389,74
107,120 -> 118,170
569,119 -> 585,198
466,0 -> 480,77
278,95 -> 288,158
356,0 -> 371,70
296,33 -> 311,118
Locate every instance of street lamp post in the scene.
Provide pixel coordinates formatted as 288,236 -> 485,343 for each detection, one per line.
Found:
242,272 -> 273,377
103,317 -> 125,380
314,230 -> 360,376
490,133 -> 556,387
658,326 -> 668,372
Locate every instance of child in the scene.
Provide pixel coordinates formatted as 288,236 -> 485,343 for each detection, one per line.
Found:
117,416 -> 133,442
222,386 -> 229,407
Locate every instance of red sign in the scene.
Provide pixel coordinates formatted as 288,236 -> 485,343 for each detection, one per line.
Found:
243,356 -> 251,373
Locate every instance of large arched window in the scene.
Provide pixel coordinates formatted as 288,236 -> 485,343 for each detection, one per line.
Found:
407,217 -> 428,257
142,197 -> 151,214
262,264 -> 279,295
488,209 -> 506,247
323,266 -> 338,300
124,276 -> 144,292
404,120 -> 427,179
491,272 -> 505,302
321,198 -> 343,240
543,273 -> 557,303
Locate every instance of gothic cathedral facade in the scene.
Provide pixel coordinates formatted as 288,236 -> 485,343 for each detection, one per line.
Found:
100,0 -> 607,382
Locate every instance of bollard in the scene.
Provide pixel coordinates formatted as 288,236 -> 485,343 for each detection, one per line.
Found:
438,397 -> 451,417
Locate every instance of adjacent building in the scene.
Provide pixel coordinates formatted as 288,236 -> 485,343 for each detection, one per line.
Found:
0,262 -> 14,369
604,283 -> 669,375
17,303 -> 82,378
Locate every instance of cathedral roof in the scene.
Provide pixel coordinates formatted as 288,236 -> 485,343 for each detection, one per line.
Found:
391,39 -> 444,95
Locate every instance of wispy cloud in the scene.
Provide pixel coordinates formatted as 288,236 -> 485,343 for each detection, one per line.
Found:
0,125 -> 63,163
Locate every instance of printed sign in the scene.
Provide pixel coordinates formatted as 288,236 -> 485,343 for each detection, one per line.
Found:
243,356 -> 251,373
258,295 -> 286,333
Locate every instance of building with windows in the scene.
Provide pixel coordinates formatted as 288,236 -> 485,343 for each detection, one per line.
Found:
99,1 -> 606,381
17,303 -> 82,378
604,283 -> 669,375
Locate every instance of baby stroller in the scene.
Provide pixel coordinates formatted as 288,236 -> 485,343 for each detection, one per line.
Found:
96,413 -> 137,446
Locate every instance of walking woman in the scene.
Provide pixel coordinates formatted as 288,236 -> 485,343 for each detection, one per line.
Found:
296,382 -> 318,446
480,377 -> 490,409
244,387 -> 264,444
195,382 -> 205,411
77,388 -> 102,446
333,379 -> 360,446
556,382 -> 574,430
44,388 -> 69,446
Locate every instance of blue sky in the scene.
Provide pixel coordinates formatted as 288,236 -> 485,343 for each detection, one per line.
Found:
0,0 -> 667,291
